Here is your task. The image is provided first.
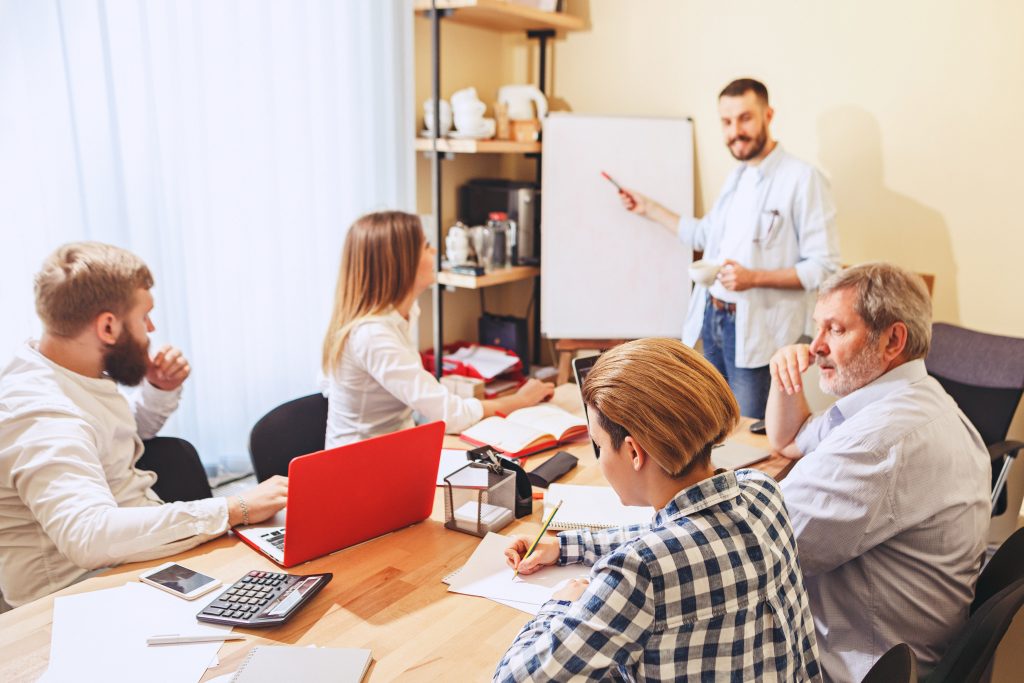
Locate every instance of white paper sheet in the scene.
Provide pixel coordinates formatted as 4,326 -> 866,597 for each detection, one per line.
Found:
41,582 -> 232,683
447,532 -> 586,612
436,449 -> 489,487
445,346 -> 519,380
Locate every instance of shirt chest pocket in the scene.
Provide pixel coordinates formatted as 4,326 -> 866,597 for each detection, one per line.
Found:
753,209 -> 785,248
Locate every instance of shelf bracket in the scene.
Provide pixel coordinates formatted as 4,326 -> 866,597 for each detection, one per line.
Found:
525,29 -> 555,96
421,8 -> 454,20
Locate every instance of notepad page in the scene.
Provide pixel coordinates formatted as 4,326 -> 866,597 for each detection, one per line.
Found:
462,416 -> 547,453
710,440 -> 769,470
231,646 -> 372,683
545,484 -> 655,530
505,404 -> 586,440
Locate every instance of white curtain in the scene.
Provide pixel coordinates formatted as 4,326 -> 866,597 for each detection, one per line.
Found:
0,0 -> 415,474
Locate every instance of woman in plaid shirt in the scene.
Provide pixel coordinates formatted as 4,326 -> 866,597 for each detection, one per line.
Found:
497,338 -> 821,682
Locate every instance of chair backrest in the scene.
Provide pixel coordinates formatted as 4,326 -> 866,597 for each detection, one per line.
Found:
248,394 -> 329,482
972,526 -> 1024,615
924,578 -> 1024,683
926,323 -> 1024,446
860,642 -> 917,683
137,436 -> 213,502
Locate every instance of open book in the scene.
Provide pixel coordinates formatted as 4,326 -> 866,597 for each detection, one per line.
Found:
460,404 -> 588,458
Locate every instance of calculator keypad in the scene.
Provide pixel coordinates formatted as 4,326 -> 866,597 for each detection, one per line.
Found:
197,570 -> 331,627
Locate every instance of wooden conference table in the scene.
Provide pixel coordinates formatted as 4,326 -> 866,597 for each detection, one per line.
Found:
0,385 -> 794,682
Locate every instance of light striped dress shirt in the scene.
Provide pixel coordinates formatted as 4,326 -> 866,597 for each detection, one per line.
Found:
494,470 -> 822,682
781,359 -> 990,682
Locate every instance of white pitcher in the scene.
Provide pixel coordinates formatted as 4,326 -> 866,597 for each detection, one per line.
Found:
497,85 -> 548,121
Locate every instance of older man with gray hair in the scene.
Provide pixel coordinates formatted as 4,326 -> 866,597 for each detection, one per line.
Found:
765,262 -> 989,683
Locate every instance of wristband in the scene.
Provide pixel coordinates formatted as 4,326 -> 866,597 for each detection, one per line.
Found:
237,496 -> 250,526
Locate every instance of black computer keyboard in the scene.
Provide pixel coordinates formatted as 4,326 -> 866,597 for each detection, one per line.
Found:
196,570 -> 332,628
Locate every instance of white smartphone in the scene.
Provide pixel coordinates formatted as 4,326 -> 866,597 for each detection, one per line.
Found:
138,562 -> 221,601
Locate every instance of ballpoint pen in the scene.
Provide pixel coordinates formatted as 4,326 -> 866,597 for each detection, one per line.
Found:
513,500 -> 562,580
146,633 -> 247,646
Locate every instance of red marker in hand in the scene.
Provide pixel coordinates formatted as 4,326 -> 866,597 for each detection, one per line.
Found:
601,171 -> 636,210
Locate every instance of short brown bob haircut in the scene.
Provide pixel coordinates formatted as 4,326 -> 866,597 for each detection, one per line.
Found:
582,338 -> 740,478
34,242 -> 154,337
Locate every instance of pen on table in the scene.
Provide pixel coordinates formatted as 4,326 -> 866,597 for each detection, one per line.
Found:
146,633 -> 247,646
513,499 -> 562,580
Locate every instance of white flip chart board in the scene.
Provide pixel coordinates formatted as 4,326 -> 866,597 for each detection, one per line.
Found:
541,114 -> 694,339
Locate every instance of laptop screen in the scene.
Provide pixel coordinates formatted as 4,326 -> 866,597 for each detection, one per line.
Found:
572,354 -> 601,458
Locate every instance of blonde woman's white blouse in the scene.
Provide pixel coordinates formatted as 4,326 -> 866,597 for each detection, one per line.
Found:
324,303 -> 484,448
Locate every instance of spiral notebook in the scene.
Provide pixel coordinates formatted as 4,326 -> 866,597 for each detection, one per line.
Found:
543,484 -> 655,530
230,646 -> 372,682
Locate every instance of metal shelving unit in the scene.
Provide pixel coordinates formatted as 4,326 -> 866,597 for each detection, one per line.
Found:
419,0 -> 583,377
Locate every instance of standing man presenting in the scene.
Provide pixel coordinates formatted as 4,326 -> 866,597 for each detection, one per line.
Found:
622,78 -> 840,418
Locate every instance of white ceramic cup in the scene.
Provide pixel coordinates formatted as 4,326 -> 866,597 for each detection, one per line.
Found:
423,99 -> 452,136
689,259 -> 723,286
453,100 -> 487,133
450,86 -> 480,108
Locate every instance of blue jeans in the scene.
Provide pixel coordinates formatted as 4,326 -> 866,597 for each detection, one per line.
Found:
700,297 -> 771,419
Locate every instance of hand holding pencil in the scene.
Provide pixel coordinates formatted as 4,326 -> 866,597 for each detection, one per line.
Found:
504,501 -> 562,577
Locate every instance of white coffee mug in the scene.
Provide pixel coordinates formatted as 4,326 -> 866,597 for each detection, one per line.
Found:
689,259 -> 723,287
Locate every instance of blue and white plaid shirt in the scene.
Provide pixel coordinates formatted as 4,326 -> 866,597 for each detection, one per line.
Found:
494,470 -> 822,682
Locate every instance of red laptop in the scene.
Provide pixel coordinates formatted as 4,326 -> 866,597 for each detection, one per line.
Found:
234,421 -> 445,567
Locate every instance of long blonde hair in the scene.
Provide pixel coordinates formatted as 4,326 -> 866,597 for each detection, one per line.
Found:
322,211 -> 425,372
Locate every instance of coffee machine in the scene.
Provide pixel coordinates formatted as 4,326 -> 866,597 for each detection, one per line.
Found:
458,179 -> 540,265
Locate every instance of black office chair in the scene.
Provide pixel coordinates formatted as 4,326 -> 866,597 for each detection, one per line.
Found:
136,437 -> 213,502
923,578 -> 1024,683
926,323 -> 1024,515
248,394 -> 328,482
972,525 -> 1024,615
861,643 -> 917,683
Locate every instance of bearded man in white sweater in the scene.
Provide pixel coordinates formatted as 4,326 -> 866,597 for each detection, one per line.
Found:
0,242 -> 287,608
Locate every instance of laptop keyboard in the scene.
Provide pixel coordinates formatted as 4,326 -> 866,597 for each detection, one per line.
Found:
261,528 -> 285,550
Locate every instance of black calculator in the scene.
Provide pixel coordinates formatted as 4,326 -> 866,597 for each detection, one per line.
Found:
196,570 -> 332,627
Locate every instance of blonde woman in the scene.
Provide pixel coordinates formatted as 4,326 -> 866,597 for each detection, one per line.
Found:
497,338 -> 821,682
322,211 -> 553,447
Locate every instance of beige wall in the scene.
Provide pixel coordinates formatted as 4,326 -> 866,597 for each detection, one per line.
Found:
518,0 -> 1024,482
508,0 -> 1024,337
419,0 -> 1024,349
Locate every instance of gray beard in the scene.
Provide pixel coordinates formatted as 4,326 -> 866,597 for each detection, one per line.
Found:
817,345 -> 885,397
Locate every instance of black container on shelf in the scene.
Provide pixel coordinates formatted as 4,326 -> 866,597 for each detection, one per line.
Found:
458,179 -> 540,266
